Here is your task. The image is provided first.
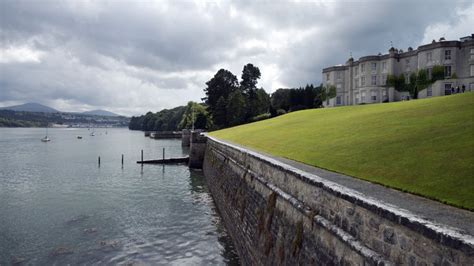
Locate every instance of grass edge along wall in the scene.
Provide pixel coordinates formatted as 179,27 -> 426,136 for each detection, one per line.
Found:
210,93 -> 474,210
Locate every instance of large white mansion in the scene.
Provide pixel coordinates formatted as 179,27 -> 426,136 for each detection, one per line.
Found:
322,34 -> 474,107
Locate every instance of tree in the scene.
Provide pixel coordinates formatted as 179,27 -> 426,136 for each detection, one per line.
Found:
226,90 -> 247,126
431,65 -> 444,81
213,96 -> 228,128
415,69 -> 430,99
240,63 -> 261,96
240,64 -> 262,119
179,101 -> 212,130
255,88 -> 270,115
321,85 -> 336,102
386,74 -> 406,92
271,89 -> 291,111
203,69 -> 239,116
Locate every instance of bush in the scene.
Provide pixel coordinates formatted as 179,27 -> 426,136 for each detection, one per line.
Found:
276,109 -> 287,116
250,113 -> 271,122
289,105 -> 307,112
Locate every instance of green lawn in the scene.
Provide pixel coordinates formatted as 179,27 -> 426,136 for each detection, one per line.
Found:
210,93 -> 474,210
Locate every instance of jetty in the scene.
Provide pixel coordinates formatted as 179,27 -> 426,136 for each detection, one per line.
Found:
137,156 -> 189,164
149,131 -> 182,139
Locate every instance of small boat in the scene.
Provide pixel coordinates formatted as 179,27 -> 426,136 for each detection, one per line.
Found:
41,124 -> 51,142
90,132 -> 95,136
77,136 -> 82,139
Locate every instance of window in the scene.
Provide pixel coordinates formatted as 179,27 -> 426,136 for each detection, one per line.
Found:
355,93 -> 360,104
426,52 -> 432,63
371,75 -> 377,85
471,65 -> 474,76
336,96 -> 342,105
444,66 -> 452,78
381,74 -> 387,85
371,90 -> 377,101
336,84 -> 342,90
355,66 -> 358,76
361,91 -> 366,102
427,68 -> 432,80
382,61 -> 387,72
445,50 -> 451,60
326,73 -> 330,81
444,83 -> 452,95
405,73 -> 410,84
371,62 -> 377,72
470,83 -> 474,91
382,90 -> 388,100
471,49 -> 474,60
336,71 -> 342,80
405,59 -> 410,65
355,78 -> 359,88
361,76 -> 366,86
361,63 -> 365,73
427,88 -> 432,97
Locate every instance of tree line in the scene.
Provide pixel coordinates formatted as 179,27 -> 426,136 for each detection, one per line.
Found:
129,63 -> 333,131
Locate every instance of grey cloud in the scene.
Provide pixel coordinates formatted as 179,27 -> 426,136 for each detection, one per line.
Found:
0,0 -> 472,115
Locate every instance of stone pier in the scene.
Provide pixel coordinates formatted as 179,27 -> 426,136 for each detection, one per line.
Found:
188,131 -> 207,169
181,129 -> 191,147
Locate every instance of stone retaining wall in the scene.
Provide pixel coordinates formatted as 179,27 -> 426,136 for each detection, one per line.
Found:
203,137 -> 474,265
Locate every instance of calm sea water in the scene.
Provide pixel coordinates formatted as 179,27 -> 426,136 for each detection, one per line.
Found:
0,128 -> 239,265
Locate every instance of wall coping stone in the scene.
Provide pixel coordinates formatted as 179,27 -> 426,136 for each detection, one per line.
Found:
206,136 -> 474,251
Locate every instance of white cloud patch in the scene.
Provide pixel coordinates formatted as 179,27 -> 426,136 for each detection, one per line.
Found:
0,46 -> 45,63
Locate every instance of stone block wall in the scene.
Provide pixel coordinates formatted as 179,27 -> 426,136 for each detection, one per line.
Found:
189,131 -> 207,169
203,137 -> 474,265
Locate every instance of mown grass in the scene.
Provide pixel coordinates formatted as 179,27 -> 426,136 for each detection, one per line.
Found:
210,93 -> 474,210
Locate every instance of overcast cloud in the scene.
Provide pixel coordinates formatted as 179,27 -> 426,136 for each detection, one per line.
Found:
1,0 -> 473,116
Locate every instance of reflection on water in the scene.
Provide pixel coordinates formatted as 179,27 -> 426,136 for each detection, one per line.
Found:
0,128 -> 239,265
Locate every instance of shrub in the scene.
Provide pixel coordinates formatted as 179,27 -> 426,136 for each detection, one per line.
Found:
250,113 -> 271,122
276,109 -> 287,116
289,105 -> 307,112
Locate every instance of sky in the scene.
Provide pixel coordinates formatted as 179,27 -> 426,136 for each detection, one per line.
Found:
1,0 -> 473,116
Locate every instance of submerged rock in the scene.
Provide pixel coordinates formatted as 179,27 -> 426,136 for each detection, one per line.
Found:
83,228 -> 98,234
49,246 -> 74,257
11,256 -> 27,265
98,240 -> 120,249
66,214 -> 90,225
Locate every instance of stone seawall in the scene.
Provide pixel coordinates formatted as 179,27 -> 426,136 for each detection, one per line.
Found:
203,137 -> 473,265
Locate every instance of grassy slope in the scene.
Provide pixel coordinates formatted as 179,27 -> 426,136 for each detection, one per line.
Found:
210,93 -> 474,210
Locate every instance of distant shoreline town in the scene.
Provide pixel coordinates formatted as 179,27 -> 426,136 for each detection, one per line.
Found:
0,103 -> 129,128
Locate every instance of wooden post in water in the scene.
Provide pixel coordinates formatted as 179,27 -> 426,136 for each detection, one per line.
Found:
98,156 -> 101,166
162,148 -> 165,160
121,154 -> 124,166
141,149 -> 143,162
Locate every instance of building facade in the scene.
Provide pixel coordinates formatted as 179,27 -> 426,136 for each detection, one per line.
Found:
322,35 -> 474,107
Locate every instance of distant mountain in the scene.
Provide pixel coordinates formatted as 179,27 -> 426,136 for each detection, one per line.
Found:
82,109 -> 120,117
0,102 -> 59,113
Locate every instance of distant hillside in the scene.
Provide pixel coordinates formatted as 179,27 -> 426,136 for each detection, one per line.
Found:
82,109 -> 120,117
0,102 -> 59,113
210,93 -> 474,210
